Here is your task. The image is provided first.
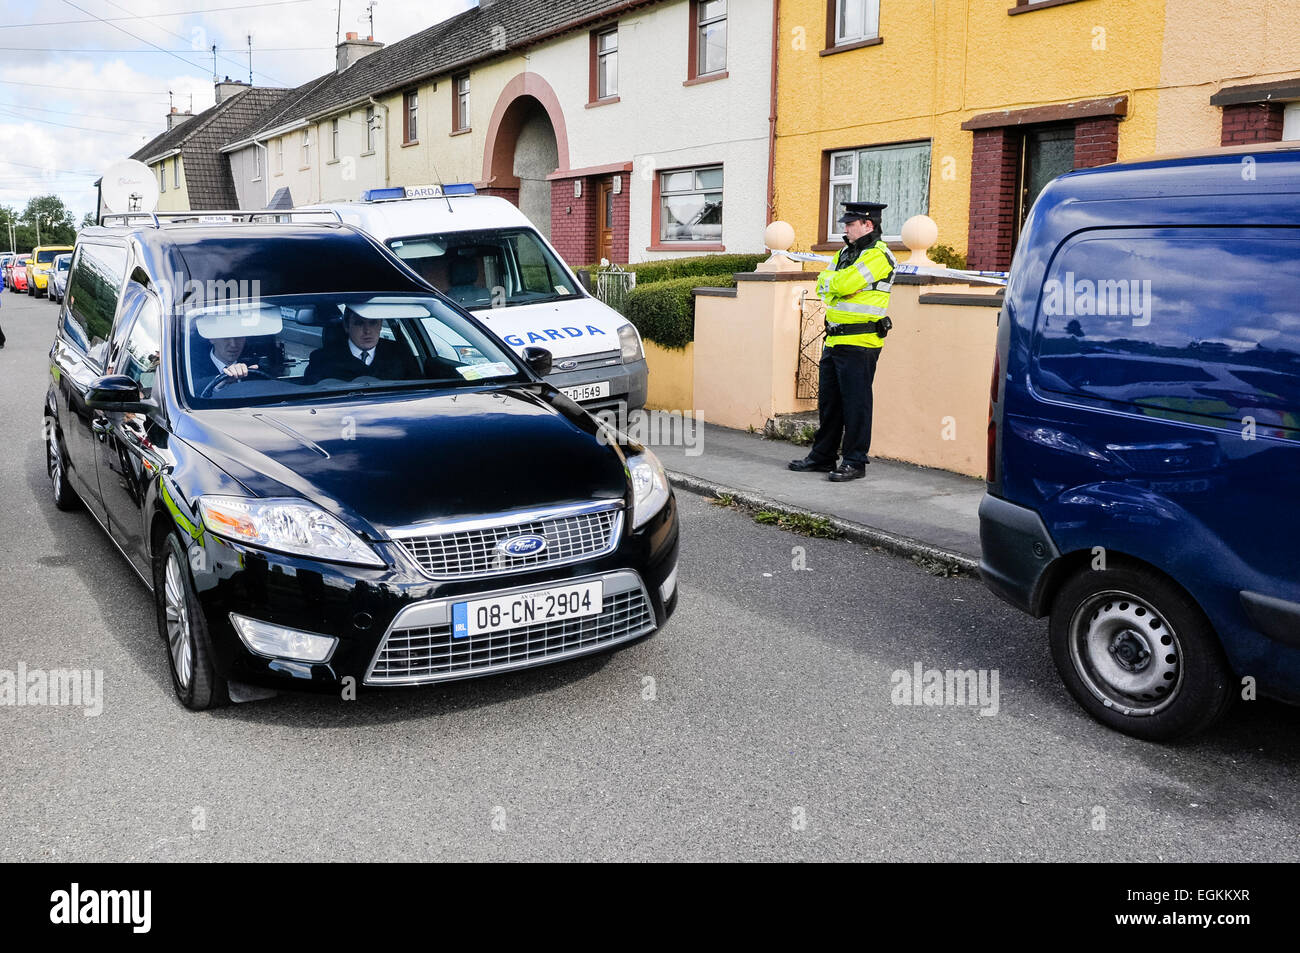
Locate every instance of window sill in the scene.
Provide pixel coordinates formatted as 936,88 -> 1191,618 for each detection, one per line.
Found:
1008,0 -> 1090,14
251,177 -> 262,183
683,71 -> 728,87
326,158 -> 340,165
820,37 -> 883,56
401,139 -> 420,148
586,96 -> 621,108
360,150 -> 375,157
298,166 -> 311,172
449,127 -> 471,137
647,242 -> 726,252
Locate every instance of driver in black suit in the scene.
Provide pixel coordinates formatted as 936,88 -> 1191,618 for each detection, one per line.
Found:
304,308 -> 420,383
190,335 -> 257,393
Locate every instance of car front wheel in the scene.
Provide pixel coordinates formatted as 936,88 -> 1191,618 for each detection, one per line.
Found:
154,532 -> 229,711
1048,562 -> 1234,741
46,420 -> 78,511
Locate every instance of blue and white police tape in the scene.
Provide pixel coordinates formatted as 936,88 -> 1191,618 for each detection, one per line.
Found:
774,249 -> 1009,286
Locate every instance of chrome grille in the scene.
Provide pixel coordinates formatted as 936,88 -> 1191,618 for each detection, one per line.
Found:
393,503 -> 622,580
366,586 -> 654,685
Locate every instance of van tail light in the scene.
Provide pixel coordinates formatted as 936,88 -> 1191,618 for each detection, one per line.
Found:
986,350 -> 1000,484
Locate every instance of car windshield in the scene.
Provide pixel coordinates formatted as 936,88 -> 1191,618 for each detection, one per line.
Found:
387,227 -> 582,310
182,292 -> 527,408
36,249 -> 62,263
55,256 -> 71,271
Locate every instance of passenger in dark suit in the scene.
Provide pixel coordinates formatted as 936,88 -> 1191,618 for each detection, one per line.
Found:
304,309 -> 420,384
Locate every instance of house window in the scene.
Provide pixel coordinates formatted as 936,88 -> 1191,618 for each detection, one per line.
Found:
275,138 -> 283,174
331,118 -> 339,160
834,0 -> 880,45
301,129 -> 311,168
404,89 -> 419,143
594,28 -> 618,100
158,164 -> 166,193
659,164 -> 723,243
365,105 -> 376,152
695,1 -> 727,76
454,74 -> 470,132
172,157 -> 179,188
1285,102 -> 1300,141
253,146 -> 262,180
826,141 -> 931,242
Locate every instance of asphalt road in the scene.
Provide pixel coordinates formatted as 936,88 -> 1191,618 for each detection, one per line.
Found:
2,289 -> 1299,862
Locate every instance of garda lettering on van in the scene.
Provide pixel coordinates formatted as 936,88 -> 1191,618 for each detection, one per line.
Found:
503,325 -> 607,348
1042,271 -> 1153,327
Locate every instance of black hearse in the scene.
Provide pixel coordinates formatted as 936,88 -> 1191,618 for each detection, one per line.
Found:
46,213 -> 678,709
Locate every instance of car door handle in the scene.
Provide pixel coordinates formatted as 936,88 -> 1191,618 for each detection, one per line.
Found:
91,418 -> 111,440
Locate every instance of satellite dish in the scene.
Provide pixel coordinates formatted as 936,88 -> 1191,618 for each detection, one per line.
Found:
100,158 -> 159,215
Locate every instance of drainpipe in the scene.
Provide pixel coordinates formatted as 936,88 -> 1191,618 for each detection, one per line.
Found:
766,0 -> 780,224
368,95 -> 390,188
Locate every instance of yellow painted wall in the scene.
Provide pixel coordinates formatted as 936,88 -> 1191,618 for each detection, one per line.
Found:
773,0 -> 1165,258
153,155 -> 189,211
644,340 -> 695,411
1156,2 -> 1300,153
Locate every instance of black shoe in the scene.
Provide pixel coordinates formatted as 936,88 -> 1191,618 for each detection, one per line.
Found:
788,457 -> 834,472
827,464 -> 866,482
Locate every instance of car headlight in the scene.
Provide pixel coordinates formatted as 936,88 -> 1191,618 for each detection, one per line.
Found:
628,450 -> 670,530
618,323 -> 643,363
198,496 -> 385,567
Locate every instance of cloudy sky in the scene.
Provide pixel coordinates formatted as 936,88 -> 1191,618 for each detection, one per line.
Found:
0,0 -> 473,227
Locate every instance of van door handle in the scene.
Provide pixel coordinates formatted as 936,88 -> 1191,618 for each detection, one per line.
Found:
91,418 -> 111,440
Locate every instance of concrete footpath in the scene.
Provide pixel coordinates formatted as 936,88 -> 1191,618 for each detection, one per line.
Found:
647,415 -> 984,571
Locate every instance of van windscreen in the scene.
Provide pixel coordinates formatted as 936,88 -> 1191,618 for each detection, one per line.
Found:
387,228 -> 582,310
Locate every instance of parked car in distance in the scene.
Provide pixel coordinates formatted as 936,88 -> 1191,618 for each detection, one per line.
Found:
980,142 -> 1300,741
47,252 -> 72,303
46,213 -> 679,711
28,244 -> 74,297
8,254 -> 30,292
304,184 -> 649,411
0,253 -> 12,290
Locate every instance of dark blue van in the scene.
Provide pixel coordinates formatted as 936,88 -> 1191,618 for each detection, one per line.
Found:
981,143 -> 1300,741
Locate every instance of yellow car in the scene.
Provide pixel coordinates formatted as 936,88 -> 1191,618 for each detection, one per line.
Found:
27,244 -> 74,298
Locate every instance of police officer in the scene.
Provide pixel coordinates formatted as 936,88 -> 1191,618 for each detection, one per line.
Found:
789,201 -> 896,481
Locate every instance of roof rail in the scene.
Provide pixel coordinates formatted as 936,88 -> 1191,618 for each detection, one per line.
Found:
99,209 -> 343,227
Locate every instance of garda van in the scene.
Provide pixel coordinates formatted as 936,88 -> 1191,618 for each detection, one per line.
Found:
304,184 -> 647,409
981,143 -> 1300,741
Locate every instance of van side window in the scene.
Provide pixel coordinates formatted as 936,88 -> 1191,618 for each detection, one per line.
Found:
57,247 -> 91,353
65,242 -> 128,370
1033,229 -> 1300,438
118,296 -> 163,399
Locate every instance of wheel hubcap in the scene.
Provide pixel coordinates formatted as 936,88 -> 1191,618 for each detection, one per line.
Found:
164,554 -> 194,690
1070,590 -> 1181,716
48,426 -> 61,495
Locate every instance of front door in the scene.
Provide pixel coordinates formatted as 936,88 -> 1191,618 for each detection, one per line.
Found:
597,179 -> 614,264
1014,124 -> 1075,253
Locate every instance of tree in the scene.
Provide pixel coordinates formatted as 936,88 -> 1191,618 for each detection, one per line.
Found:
21,195 -> 76,246
81,211 -> 97,230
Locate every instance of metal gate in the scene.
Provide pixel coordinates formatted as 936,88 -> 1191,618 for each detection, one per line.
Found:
593,262 -> 636,313
797,289 -> 825,400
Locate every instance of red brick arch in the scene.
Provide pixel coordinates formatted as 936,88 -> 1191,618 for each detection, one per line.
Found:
479,72 -> 570,193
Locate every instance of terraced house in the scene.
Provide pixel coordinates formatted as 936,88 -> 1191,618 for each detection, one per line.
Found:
772,0 -> 1300,271
223,0 -> 778,265
131,81 -> 287,212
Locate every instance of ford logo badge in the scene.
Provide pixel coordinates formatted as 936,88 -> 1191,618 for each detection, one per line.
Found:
498,534 -> 548,557
556,360 -> 578,370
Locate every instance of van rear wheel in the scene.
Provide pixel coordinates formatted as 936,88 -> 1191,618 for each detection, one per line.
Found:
1048,563 -> 1234,741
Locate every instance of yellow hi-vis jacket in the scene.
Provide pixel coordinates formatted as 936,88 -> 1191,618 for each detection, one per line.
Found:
815,236 -> 897,348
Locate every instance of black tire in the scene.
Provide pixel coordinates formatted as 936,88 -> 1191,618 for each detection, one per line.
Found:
1048,561 -> 1234,741
45,419 -> 79,511
153,532 -> 229,711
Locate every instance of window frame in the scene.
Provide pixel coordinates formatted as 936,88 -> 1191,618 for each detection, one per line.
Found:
404,89 -> 419,144
452,74 -> 470,133
275,137 -> 284,175
592,26 -> 618,102
300,128 -> 311,169
172,156 -> 179,189
364,105 -> 376,153
688,0 -> 727,80
252,145 -> 262,181
652,162 -> 724,248
331,117 -> 340,161
831,0 -> 881,46
822,140 -> 932,245
158,164 -> 166,193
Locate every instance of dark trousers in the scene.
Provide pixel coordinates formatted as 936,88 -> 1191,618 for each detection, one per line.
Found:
809,344 -> 881,467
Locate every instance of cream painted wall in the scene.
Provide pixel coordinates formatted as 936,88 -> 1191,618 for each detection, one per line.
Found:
153,155 -> 188,211
1156,2 -> 1300,154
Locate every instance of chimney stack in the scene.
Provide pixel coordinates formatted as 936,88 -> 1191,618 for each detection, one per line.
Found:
214,76 -> 250,104
166,105 -> 195,131
336,31 -> 383,73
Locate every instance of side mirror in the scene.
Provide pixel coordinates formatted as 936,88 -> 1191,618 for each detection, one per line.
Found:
522,346 -> 552,377
86,374 -> 151,412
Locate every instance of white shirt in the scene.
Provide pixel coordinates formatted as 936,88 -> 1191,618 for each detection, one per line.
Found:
348,340 -> 374,365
